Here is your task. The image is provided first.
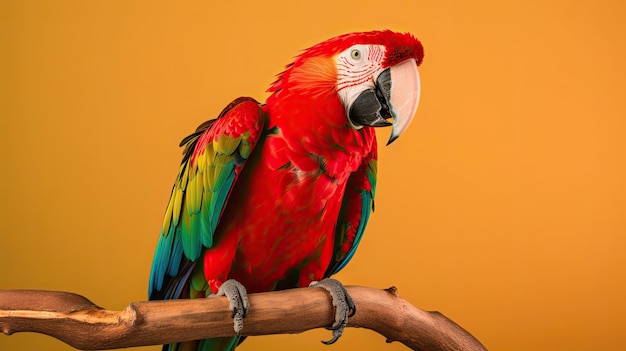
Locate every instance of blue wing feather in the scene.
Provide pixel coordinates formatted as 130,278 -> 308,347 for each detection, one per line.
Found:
325,156 -> 377,277
330,190 -> 372,275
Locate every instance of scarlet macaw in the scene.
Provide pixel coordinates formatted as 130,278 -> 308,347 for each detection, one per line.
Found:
149,30 -> 424,351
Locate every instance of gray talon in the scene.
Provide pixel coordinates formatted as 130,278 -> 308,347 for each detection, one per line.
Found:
310,278 -> 355,344
322,326 -> 345,345
208,279 -> 249,334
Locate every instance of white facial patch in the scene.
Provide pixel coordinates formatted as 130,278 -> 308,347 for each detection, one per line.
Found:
335,44 -> 387,127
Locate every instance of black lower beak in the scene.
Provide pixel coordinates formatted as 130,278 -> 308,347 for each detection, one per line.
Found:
348,68 -> 393,128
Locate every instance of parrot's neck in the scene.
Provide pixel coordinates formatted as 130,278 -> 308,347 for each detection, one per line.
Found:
262,88 -> 375,183
264,86 -> 346,131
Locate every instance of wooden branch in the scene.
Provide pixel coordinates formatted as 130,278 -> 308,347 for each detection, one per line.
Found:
0,286 -> 486,351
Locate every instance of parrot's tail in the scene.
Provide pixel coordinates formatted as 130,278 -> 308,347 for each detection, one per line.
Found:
165,337 -> 241,351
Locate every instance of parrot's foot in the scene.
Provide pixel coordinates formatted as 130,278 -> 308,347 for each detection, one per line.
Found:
309,278 -> 356,345
208,279 -> 250,334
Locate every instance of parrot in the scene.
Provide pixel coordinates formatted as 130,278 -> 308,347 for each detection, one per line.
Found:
148,30 -> 424,351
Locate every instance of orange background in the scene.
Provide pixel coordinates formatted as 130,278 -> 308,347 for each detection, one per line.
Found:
1,1 -> 625,350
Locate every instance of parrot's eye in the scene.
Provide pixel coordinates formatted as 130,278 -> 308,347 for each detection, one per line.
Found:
350,49 -> 361,60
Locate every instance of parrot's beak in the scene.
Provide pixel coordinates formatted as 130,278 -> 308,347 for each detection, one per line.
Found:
385,59 -> 420,145
347,59 -> 421,145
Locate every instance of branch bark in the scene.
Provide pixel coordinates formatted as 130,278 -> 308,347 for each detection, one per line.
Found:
0,286 -> 486,351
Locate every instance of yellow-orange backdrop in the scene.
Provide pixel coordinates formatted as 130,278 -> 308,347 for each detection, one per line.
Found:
1,1 -> 625,350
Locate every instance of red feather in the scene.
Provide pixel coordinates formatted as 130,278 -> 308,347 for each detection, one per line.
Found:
150,30 -> 422,351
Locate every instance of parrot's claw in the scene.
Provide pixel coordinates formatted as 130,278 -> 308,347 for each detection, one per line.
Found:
309,278 -> 356,345
208,279 -> 250,334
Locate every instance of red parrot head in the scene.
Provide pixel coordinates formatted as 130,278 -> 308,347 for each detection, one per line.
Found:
269,30 -> 424,144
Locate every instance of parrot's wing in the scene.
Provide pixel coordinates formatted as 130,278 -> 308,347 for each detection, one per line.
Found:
325,152 -> 377,277
149,97 -> 266,299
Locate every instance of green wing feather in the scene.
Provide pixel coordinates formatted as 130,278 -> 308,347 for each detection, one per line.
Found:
149,97 -> 266,299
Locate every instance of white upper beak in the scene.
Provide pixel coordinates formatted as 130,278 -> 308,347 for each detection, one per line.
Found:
387,59 -> 421,145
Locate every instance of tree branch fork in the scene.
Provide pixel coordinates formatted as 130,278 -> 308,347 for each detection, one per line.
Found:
0,285 -> 486,351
